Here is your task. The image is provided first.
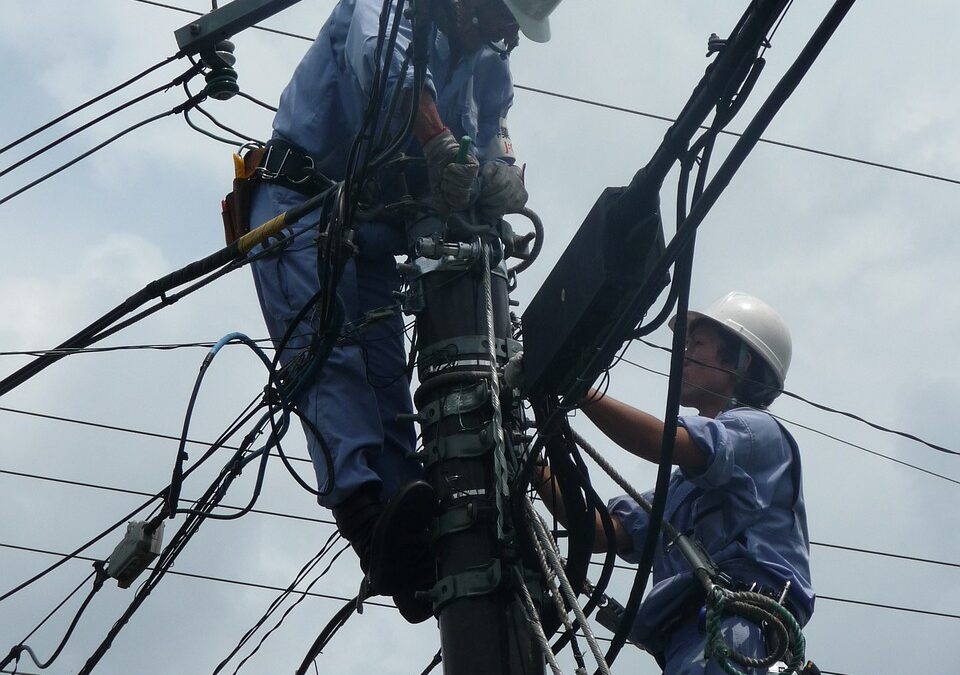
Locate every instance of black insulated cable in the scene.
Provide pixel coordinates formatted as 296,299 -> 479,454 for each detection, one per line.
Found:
0,55 -> 179,157
0,65 -> 200,181
0,564 -> 108,671
0,91 -> 207,209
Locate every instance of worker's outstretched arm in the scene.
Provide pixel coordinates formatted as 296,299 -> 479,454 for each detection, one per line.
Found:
580,391 -> 707,474
534,464 -> 632,554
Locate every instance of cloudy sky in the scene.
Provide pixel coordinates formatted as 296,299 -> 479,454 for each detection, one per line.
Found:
1,1 -> 958,674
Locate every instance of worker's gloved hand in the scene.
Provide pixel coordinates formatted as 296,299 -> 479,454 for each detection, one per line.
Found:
423,129 -> 479,214
478,162 -> 527,219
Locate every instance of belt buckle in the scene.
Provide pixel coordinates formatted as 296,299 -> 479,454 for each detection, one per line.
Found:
257,144 -> 288,182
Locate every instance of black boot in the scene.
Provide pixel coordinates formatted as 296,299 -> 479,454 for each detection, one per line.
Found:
330,483 -> 383,573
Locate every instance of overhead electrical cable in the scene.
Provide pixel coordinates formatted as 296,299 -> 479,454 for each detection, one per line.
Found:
0,92 -> 206,208
237,90 -> 279,113
0,183 -> 336,397
0,468 -> 332,525
621,354 -> 960,470
0,64 -> 200,181
0,542 -> 394,609
5,541 -> 957,621
0,404 -> 312,465
0,54 -> 179,157
636,339 -> 958,456
128,0 -> 314,42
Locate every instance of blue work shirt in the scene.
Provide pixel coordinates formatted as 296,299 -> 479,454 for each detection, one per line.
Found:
272,0 -> 516,180
608,407 -> 814,653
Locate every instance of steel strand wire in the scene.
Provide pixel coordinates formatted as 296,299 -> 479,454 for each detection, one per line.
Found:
528,484 -> 591,673
513,567 -> 565,675
525,499 -> 612,675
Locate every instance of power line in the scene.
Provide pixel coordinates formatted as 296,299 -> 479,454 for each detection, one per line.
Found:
816,594 -> 960,621
0,337 -> 279,358
0,95 -> 203,208
0,55 -> 178,157
0,542 -> 394,609
128,0 -> 314,42
0,468 -> 333,526
633,341 -> 957,457
7,465 -> 959,572
809,541 -> 960,570
127,0 -> 960,189
619,358 -> 960,487
589,539 -> 960,573
0,404 -> 312,465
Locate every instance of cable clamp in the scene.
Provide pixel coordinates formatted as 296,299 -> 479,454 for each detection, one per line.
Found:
418,559 -> 502,612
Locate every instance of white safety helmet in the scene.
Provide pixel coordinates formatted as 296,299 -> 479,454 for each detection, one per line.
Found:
670,291 -> 792,389
501,0 -> 564,43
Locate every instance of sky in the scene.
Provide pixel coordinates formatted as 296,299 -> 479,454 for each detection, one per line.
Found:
1,1 -> 958,674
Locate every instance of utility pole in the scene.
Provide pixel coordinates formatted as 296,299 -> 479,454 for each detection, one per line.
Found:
403,212 -> 542,675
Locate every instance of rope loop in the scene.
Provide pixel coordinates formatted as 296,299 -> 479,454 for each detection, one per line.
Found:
704,586 -> 806,675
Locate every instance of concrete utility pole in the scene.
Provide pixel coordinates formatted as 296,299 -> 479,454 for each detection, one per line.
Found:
403,212 -> 542,675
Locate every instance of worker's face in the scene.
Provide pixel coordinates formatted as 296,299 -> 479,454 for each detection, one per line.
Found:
454,0 -> 519,52
680,322 -> 738,417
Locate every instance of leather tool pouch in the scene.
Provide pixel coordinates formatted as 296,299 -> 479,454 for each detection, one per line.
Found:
221,146 -> 266,246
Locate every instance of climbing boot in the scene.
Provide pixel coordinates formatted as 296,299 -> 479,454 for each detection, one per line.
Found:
330,483 -> 383,573
367,480 -> 437,597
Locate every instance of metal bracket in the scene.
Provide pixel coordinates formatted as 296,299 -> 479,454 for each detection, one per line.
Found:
174,0 -> 304,57
417,421 -> 497,469
432,502 -> 480,541
422,560 -> 502,611
419,380 -> 490,424
419,335 -> 522,373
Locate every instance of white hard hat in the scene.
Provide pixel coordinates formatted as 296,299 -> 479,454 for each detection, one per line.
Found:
500,0 -> 563,43
670,291 -> 792,388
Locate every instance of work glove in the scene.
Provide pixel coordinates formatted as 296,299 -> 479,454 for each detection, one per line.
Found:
478,162 -> 528,219
422,129 -> 480,214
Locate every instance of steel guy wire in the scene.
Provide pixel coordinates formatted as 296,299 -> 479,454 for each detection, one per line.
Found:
526,498 -> 611,675
126,0 -> 960,189
512,566 -> 565,675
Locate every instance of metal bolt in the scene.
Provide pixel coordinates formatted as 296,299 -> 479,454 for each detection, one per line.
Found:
189,22 -> 201,34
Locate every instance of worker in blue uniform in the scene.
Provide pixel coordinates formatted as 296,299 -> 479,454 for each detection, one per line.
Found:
537,292 -> 813,672
246,0 -> 564,621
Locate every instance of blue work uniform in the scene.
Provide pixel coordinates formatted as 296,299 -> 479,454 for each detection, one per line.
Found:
608,407 -> 814,674
248,0 -> 516,508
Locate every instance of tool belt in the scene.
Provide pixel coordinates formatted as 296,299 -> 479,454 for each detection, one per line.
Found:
220,139 -> 332,247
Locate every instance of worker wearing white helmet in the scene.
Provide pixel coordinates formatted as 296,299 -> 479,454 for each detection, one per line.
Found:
537,292 -> 813,674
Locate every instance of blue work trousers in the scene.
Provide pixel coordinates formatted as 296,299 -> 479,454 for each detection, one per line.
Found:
663,615 -> 769,674
249,182 -> 420,508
